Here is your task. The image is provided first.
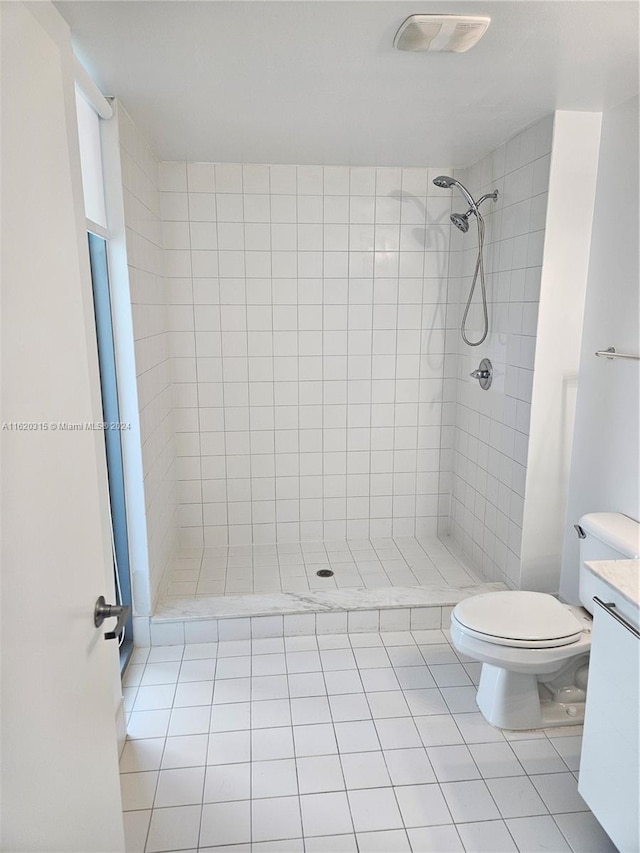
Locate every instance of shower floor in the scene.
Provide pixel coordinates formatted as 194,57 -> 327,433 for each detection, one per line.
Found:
163,536 -> 482,600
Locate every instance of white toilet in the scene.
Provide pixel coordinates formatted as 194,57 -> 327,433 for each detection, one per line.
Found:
450,512 -> 640,730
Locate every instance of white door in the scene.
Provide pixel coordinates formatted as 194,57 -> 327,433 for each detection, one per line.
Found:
0,2 -> 125,850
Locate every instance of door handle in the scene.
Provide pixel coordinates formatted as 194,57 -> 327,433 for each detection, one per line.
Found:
94,596 -> 130,641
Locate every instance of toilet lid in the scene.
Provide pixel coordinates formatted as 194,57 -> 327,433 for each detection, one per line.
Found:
453,591 -> 584,646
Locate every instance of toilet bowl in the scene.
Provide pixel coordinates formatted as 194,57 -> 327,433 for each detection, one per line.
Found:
451,590 -> 592,729
449,512 -> 640,731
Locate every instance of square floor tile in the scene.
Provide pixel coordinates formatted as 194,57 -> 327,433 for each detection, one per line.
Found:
289,672 -> 327,697
320,649 -> 357,671
297,754 -> 345,795
455,819 -> 518,853
395,783 -> 452,828
487,775 -> 548,818
553,811 -> 618,852
329,693 -> 371,722
467,741 -> 524,779
253,840 -> 300,853
285,636 -> 318,652
367,691 -> 411,719
341,751 -> 391,789
334,720 -> 380,753
173,680 -> 213,708
291,696 -> 332,725
207,730 -> 251,765
286,651 -> 323,673
347,787 -> 403,833
506,816 -> 571,852
384,747 -> 436,785
216,655 -> 251,680
133,684 -> 176,712
212,678 -> 251,704
387,646 -> 425,667
252,758 -> 298,798
356,829 -> 411,852
252,674 -> 290,701
452,712 -> 504,744
120,770 -> 158,811
122,809 -> 150,853
375,717 -> 422,750
300,791 -> 354,837
203,762 -> 251,803
353,648 -> 392,669
414,715 -> 464,748
419,644 -> 459,665
404,689 -> 448,717
294,723 -> 338,757
429,664 -> 472,688
141,661 -> 181,687
530,772 -> 588,814
120,738 -> 165,773
209,702 -> 251,732
252,653 -> 287,676
305,835 -> 357,853
252,698 -> 291,729
325,670 -> 365,694
252,726 -> 295,761
395,667 -> 435,690
440,686 -> 478,714
154,766 -> 205,808
127,709 -> 171,740
168,705 -> 210,737
548,735 -> 582,772
407,824 -> 464,852
200,800 -> 251,847
179,658 -> 216,682
441,780 -> 501,824
510,739 -> 569,774
427,744 -> 481,783
146,804 -> 202,853
252,795 -> 302,842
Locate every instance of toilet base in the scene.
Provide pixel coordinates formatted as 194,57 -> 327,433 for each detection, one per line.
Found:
476,664 -> 586,730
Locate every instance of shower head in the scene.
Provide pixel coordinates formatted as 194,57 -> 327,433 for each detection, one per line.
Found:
432,175 -> 477,212
433,175 -> 457,189
450,212 -> 470,233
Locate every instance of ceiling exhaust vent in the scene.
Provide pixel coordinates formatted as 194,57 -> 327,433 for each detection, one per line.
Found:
393,14 -> 490,53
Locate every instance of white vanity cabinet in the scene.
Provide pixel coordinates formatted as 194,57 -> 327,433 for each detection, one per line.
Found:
579,573 -> 640,853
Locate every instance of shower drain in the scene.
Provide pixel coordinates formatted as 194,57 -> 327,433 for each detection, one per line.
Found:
316,569 -> 334,578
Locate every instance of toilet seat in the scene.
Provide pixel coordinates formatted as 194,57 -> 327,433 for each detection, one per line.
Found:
453,591 -> 584,649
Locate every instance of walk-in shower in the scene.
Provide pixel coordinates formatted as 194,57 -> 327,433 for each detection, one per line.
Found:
434,175 -> 498,346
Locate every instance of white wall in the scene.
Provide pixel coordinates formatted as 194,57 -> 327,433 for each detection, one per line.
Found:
160,162 -> 454,547
520,112 -> 602,593
448,115 -> 555,587
118,108 -> 178,609
560,95 -> 640,603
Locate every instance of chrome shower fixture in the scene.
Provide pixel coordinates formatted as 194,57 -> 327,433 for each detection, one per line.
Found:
433,176 -> 498,347
432,176 -> 498,230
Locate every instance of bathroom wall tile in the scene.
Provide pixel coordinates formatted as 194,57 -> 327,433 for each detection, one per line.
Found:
158,161 -> 453,547
448,114 -> 554,588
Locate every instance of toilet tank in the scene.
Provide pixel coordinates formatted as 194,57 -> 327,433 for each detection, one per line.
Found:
578,513 -> 640,613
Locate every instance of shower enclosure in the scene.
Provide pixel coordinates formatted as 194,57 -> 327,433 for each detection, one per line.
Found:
116,104 -> 558,632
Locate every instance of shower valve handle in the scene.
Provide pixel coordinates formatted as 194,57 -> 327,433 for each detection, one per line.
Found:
94,596 -> 130,640
469,358 -> 493,390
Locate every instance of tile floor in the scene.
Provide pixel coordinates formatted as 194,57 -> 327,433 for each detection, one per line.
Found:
121,629 -> 615,853
164,537 -> 480,598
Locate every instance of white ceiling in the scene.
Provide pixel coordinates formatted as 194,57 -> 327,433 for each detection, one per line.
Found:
56,1 -> 639,168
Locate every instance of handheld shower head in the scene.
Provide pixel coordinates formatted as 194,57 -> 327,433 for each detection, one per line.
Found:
432,175 -> 476,212
450,212 -> 470,233
433,175 -> 456,189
